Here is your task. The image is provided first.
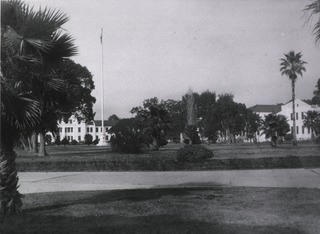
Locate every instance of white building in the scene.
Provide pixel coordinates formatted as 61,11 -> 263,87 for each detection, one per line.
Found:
278,99 -> 320,141
56,116 -> 118,142
250,99 -> 320,142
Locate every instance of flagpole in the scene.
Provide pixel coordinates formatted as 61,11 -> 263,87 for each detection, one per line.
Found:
97,28 -> 108,146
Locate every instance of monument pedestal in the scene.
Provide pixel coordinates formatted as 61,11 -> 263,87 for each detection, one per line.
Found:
96,133 -> 109,146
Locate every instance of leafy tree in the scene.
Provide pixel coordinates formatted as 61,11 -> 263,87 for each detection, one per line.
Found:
1,0 -> 76,215
161,99 -> 186,142
196,91 -> 217,142
108,114 -> 120,121
131,101 -> 169,150
303,110 -> 320,141
261,114 -> 290,147
36,59 -> 95,156
213,94 -> 248,143
304,0 -> 320,42
109,118 -> 148,154
244,110 -> 261,142
280,51 -> 307,145
311,79 -> 320,106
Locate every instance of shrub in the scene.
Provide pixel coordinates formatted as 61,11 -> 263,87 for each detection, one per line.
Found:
284,133 -> 293,142
61,137 -> 69,146
158,136 -> 168,147
315,136 -> 320,144
71,139 -> 78,145
109,118 -> 147,154
84,134 -> 93,145
55,136 -> 61,145
110,132 -> 145,154
45,134 -> 52,145
176,145 -> 213,163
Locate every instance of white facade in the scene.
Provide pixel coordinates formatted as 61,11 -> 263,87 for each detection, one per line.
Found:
278,99 -> 320,141
55,116 -> 117,142
250,99 -> 320,142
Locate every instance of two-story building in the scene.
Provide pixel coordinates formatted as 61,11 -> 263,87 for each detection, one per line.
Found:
250,99 -> 320,142
56,116 -> 118,142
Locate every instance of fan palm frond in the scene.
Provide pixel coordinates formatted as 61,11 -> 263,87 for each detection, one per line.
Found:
304,0 -> 320,42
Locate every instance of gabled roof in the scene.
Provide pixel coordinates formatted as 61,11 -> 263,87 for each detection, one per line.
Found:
87,120 -> 119,126
249,104 -> 282,113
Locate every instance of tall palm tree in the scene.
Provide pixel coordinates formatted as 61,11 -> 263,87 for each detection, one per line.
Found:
304,0 -> 320,42
1,0 -> 76,214
280,51 -> 307,145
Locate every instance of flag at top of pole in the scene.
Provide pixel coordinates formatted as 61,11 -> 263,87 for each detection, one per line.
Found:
100,28 -> 103,44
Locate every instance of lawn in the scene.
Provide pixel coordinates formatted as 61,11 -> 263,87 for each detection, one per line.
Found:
15,143 -> 320,171
1,187 -> 319,233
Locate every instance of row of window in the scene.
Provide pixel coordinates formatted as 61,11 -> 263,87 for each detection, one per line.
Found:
291,126 -> 311,135
65,135 -> 109,141
290,112 -> 306,121
58,127 -> 109,133
87,127 -> 110,133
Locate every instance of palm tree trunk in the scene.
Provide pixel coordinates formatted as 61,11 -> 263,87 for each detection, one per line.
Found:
38,131 -> 48,157
31,132 -> 38,153
292,80 -> 297,145
0,140 -> 23,216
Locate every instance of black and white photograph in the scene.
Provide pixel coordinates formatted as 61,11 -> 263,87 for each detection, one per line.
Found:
1,0 -> 320,233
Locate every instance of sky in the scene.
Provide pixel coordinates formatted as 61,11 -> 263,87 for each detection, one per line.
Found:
26,0 -> 320,119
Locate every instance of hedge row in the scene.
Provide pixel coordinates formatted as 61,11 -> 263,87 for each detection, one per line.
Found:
17,155 -> 320,172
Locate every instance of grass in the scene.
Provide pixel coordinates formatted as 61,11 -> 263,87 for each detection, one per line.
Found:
1,187 -> 320,233
15,143 -> 320,171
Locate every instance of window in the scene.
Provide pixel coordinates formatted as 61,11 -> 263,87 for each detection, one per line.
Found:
296,126 -> 299,134
302,127 -> 305,134
291,113 -> 294,120
69,119 -> 72,124
106,135 -> 109,140
71,128 -> 73,133
96,136 -> 99,140
71,136 -> 73,141
78,127 -> 81,133
301,112 -> 305,119
67,136 -> 70,141
296,113 -> 298,120
90,127 -> 93,132
87,127 -> 89,132
78,136 -> 81,141
291,127 -> 294,134
96,127 -> 98,132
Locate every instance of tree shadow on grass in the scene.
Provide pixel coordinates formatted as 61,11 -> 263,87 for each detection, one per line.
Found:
23,188 -> 212,213
1,214 -> 306,234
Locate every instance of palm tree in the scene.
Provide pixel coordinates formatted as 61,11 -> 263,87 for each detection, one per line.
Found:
280,51 -> 307,145
1,74 -> 41,215
261,114 -> 290,147
304,0 -> 320,42
303,110 -> 320,141
1,0 -> 76,214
